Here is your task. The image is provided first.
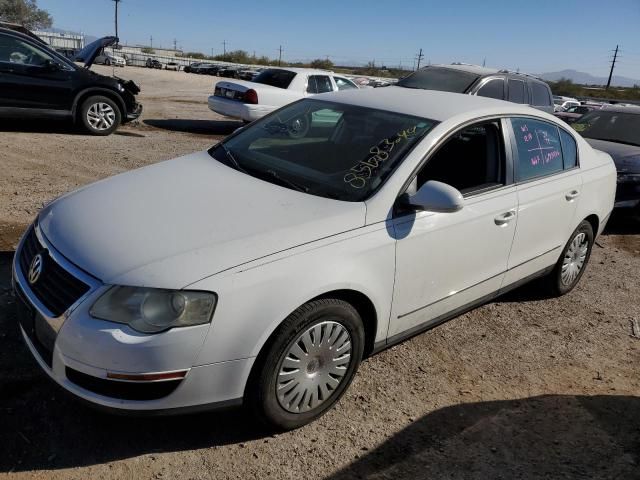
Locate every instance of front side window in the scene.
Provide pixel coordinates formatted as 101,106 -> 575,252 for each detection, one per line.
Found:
508,79 -> 527,104
511,118 -> 563,181
209,99 -> 437,201
416,121 -> 505,195
476,79 -> 504,100
334,77 -> 358,91
531,82 -> 551,106
307,75 -> 333,94
0,34 -> 53,66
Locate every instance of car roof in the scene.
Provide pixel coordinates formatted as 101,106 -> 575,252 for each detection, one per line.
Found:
267,67 -> 335,75
600,104 -> 640,114
316,86 -> 543,122
431,63 -> 500,76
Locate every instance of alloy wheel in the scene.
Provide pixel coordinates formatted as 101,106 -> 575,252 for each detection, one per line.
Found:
86,102 -> 116,131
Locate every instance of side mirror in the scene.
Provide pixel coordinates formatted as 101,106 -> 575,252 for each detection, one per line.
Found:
43,59 -> 61,72
400,180 -> 464,213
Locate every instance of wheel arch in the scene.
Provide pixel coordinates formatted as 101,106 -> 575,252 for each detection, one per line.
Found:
72,88 -> 126,121
583,213 -> 599,237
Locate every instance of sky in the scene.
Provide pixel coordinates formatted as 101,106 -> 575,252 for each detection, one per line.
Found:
40,0 -> 640,80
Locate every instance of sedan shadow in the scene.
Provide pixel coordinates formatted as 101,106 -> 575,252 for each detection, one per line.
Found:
328,394 -> 640,480
143,118 -> 241,136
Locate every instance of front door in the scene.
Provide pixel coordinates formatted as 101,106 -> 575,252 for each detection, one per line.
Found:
0,33 -> 73,111
389,120 -> 518,339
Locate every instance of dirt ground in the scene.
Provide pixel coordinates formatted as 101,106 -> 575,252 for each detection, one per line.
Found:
0,66 -> 639,480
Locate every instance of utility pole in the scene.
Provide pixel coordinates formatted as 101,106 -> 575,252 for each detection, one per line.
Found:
278,45 -> 283,66
211,47 -> 213,58
416,48 -> 424,70
111,0 -> 121,41
606,45 -> 619,90
150,35 -> 153,48
482,57 -> 486,67
222,40 -> 227,60
173,38 -> 177,51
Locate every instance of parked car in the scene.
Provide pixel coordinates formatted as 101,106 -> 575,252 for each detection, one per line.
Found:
184,62 -> 201,73
165,62 -> 179,71
396,63 -> 554,113
573,105 -> 640,209
0,26 -> 141,135
218,66 -> 240,78
237,68 -> 261,80
554,104 -> 598,124
553,96 -> 580,112
145,58 -> 162,69
95,50 -> 126,67
208,67 -> 359,122
13,89 -> 615,429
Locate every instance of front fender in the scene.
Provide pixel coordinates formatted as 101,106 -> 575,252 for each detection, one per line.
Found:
188,223 -> 396,366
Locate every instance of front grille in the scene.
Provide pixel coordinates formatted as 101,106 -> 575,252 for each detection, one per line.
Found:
66,368 -> 182,400
19,227 -> 90,317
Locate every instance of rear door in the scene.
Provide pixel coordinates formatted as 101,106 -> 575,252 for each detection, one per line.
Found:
507,78 -> 529,106
503,117 -> 582,285
0,32 -> 73,111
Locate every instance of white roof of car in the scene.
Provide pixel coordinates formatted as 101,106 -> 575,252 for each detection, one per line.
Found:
316,86 -> 540,122
431,63 -> 500,76
268,67 -> 334,75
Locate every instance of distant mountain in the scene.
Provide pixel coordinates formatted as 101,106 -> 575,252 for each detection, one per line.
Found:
537,69 -> 639,88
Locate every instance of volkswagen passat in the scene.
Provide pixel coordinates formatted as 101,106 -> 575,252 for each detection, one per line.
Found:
13,89 -> 616,429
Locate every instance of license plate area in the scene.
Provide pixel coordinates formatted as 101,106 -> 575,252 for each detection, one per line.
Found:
15,285 -> 55,367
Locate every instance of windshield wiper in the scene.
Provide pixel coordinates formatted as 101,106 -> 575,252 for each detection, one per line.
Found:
219,143 -> 248,174
262,169 -> 309,193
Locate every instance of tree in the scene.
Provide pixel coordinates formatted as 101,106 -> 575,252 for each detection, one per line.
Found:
141,47 -> 155,54
0,0 -> 52,29
310,58 -> 333,70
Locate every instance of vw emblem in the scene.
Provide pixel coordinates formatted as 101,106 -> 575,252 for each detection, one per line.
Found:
28,253 -> 43,285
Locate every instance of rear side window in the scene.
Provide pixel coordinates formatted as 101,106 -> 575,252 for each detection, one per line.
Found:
334,76 -> 358,90
531,82 -> 551,106
511,118 -> 563,181
476,79 -> 504,99
253,69 -> 297,89
559,129 -> 578,169
508,79 -> 527,104
307,75 -> 333,94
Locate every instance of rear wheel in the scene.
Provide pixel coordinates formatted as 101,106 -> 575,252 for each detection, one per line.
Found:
104,58 -> 111,66
246,299 -> 364,430
545,220 -> 594,296
78,95 -> 121,136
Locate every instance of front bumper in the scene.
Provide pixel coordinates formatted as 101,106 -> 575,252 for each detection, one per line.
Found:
12,224 -> 250,413
207,95 -> 273,122
125,102 -> 142,121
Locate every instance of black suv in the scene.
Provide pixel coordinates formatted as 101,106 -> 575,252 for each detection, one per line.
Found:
397,63 -> 554,114
0,24 -> 141,135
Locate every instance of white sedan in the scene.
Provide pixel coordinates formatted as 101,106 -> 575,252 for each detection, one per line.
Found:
13,89 -> 615,429
208,67 -> 358,123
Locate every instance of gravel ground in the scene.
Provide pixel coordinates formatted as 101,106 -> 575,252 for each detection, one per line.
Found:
0,66 -> 639,480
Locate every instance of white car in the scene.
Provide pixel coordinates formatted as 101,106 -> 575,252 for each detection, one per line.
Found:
13,89 -> 615,430
553,96 -> 580,112
208,67 -> 358,122
95,50 -> 126,67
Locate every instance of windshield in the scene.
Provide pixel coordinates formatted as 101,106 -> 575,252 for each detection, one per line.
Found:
253,69 -> 297,89
397,67 -> 480,93
208,99 -> 437,201
572,110 -> 640,147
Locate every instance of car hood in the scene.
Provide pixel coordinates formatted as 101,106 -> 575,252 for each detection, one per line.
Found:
585,138 -> 640,173
74,36 -> 118,69
38,151 -> 366,288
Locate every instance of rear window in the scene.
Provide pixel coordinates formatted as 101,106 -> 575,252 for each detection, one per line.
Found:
531,82 -> 551,106
253,69 -> 297,89
397,67 -> 480,93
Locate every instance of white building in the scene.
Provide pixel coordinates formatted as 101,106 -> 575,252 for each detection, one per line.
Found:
33,30 -> 85,50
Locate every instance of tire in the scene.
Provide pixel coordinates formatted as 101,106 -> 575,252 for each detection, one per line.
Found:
545,220 -> 594,296
78,95 -> 122,136
246,299 -> 365,431
104,58 -> 111,66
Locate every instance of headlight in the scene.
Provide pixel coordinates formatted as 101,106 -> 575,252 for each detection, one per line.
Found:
617,173 -> 640,183
90,286 -> 217,333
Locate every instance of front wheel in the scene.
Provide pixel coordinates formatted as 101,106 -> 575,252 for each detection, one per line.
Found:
78,95 -> 121,136
545,220 -> 594,296
246,299 -> 364,430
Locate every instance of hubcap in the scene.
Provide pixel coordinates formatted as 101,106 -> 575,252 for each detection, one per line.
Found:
87,102 -> 116,131
276,321 -> 352,414
561,232 -> 588,286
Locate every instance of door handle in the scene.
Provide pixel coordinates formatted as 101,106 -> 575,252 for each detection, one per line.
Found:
494,210 -> 516,226
565,190 -> 580,201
